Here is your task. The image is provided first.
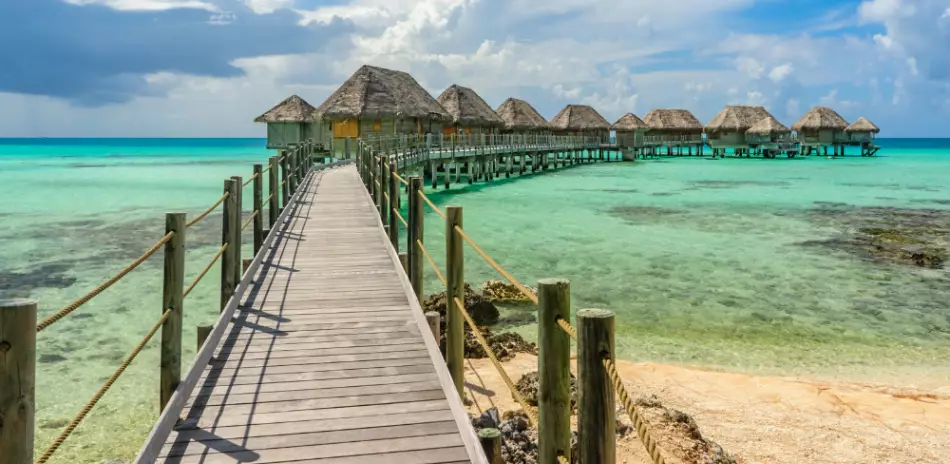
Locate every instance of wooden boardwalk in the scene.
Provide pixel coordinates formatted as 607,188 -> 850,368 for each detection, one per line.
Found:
151,165 -> 485,463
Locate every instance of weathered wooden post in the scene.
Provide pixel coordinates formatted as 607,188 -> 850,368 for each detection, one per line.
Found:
379,157 -> 389,232
268,156 -> 280,225
197,324 -> 212,351
445,206 -> 464,397
252,164 -> 264,255
220,179 -> 238,312
478,428 -> 503,464
280,152 -> 290,210
577,308 -> 616,464
425,311 -> 440,346
408,177 -> 424,303
160,212 -> 185,412
375,156 -> 384,217
0,298 -> 36,464
538,278 -> 572,463
388,160 -> 399,251
398,252 -> 408,274
230,176 -> 243,288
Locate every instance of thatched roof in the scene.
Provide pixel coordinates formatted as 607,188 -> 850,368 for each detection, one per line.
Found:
791,106 -> 848,131
314,65 -> 450,121
549,104 -> 610,131
643,109 -> 703,132
254,95 -> 317,123
845,117 -> 880,133
746,115 -> 790,135
496,98 -> 550,131
436,84 -> 504,128
705,105 -> 772,133
610,113 -> 649,132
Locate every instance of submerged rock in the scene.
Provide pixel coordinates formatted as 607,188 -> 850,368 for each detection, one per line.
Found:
423,283 -> 499,326
482,280 -> 537,303
515,371 -> 577,409
471,408 -> 538,464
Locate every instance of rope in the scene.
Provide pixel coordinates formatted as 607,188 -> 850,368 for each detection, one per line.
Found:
453,226 -> 538,305
35,308 -> 172,463
241,210 -> 258,231
393,172 -> 408,186
36,232 -> 174,332
183,243 -> 228,298
264,193 -> 274,204
417,240 -> 446,286
604,358 -> 666,464
241,172 -> 259,187
418,191 -> 446,219
186,192 -> 229,228
394,209 -> 408,228
556,317 -> 577,340
454,296 -> 538,426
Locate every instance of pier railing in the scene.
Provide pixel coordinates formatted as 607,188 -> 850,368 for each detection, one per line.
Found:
357,140 -> 667,464
0,139 -> 334,464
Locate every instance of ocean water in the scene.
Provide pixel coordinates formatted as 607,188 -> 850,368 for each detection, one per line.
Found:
2,138 -> 949,462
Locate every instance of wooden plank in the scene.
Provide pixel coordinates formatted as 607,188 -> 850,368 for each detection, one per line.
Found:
196,363 -> 435,388
202,349 -> 431,369
214,342 -> 428,361
191,398 -> 451,429
184,389 -> 447,418
196,372 -> 438,397
188,380 -> 446,408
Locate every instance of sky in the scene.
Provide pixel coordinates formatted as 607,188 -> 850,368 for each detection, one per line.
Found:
1,0 -> 948,138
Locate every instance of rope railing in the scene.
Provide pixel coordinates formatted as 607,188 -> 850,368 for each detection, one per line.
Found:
183,243 -> 228,298
394,209 -> 408,228
417,240 -> 446,286
418,191 -> 446,219
35,308 -> 173,463
603,357 -> 667,464
453,226 -> 538,305
393,172 -> 408,186
186,192 -> 229,228
35,231 -> 175,332
241,210 -> 258,231
241,172 -> 259,187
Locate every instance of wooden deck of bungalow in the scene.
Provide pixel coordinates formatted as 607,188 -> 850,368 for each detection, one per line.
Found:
139,165 -> 487,464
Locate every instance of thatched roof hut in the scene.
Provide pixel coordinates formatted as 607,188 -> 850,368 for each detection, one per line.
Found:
643,109 -> 704,133
496,98 -> 549,132
746,115 -> 791,136
549,104 -> 610,132
844,117 -> 880,133
704,105 -> 771,134
436,84 -> 504,129
314,65 -> 450,122
790,106 -> 848,132
610,113 -> 649,132
254,95 -> 317,123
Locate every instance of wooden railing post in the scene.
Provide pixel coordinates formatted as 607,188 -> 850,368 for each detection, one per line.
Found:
538,278 -> 572,463
388,160 -> 399,251
577,308 -> 616,464
252,164 -> 264,255
268,156 -> 279,227
230,176 -> 243,283
160,212 -> 185,412
445,206 -> 464,397
196,324 -> 212,351
478,428 -> 502,464
0,298 -> 36,464
379,157 -> 389,229
425,311 -> 440,346
375,155 -> 383,216
220,179 -> 238,312
408,177 -> 424,303
280,152 -> 290,210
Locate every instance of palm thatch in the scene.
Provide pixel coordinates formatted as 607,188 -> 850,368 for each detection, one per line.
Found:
610,113 -> 649,132
314,65 -> 450,121
496,98 -> 550,131
643,109 -> 703,133
436,84 -> 504,128
254,95 -> 317,123
705,105 -> 772,133
549,104 -> 610,131
845,117 -> 880,133
791,106 -> 848,132
746,115 -> 791,136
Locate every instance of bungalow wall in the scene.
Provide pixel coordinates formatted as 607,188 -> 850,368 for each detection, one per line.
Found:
848,132 -> 874,144
615,131 -> 646,148
266,123 -> 303,149
706,131 -> 747,148
324,117 -> 446,158
798,129 -> 841,145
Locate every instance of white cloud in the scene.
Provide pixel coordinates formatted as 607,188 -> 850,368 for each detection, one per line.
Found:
63,0 -> 218,11
746,90 -> 765,105
736,57 -> 765,79
858,0 -> 914,22
768,63 -> 794,82
244,0 -> 293,14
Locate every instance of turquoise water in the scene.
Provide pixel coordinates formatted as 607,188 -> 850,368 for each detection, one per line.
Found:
2,138 -> 949,462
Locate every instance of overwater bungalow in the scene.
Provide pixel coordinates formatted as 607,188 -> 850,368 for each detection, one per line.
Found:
746,115 -> 794,158
314,64 -> 450,156
548,104 -> 611,142
495,98 -> 550,133
610,113 -> 649,160
435,84 -> 505,137
704,105 -> 771,156
844,117 -> 881,156
254,95 -> 320,149
642,109 -> 705,156
791,106 -> 849,156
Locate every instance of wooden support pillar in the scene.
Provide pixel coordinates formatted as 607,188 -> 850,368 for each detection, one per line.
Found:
479,428 -> 503,464
197,324 -> 212,351
0,298 -> 36,464
520,154 -> 526,174
280,152 -> 290,212
160,212 -> 185,412
577,308 -> 616,464
425,311 -> 440,347
538,279 -> 572,464
388,160 -> 399,251
506,155 -> 512,178
268,156 -> 279,228
252,164 -> 264,255
442,162 -> 450,190
445,206 -> 464,398
220,179 -> 238,312
408,177 -> 424,304
430,160 -> 438,189
230,176 -> 242,288
380,158 -> 390,232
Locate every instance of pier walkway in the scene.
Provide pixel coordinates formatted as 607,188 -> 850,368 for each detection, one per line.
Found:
140,165 -> 486,463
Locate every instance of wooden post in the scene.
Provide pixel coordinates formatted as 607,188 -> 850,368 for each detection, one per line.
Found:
538,278 -> 572,464
230,176 -> 243,288
425,311 -> 440,346
197,324 -> 212,351
388,161 -> 399,251
160,212 -> 185,412
280,152 -> 290,212
577,308 -> 616,464
252,164 -> 264,255
268,156 -> 279,227
478,428 -> 502,464
380,157 -> 390,232
408,177 -> 424,304
220,179 -> 238,312
398,252 -> 408,274
0,299 -> 36,464
445,206 -> 464,397
376,156 -> 384,217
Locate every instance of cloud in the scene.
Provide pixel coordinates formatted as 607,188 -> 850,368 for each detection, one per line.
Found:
768,63 -> 794,82
63,0 -> 219,11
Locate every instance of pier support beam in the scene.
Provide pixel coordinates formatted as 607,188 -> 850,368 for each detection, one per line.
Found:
0,298 -> 37,464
